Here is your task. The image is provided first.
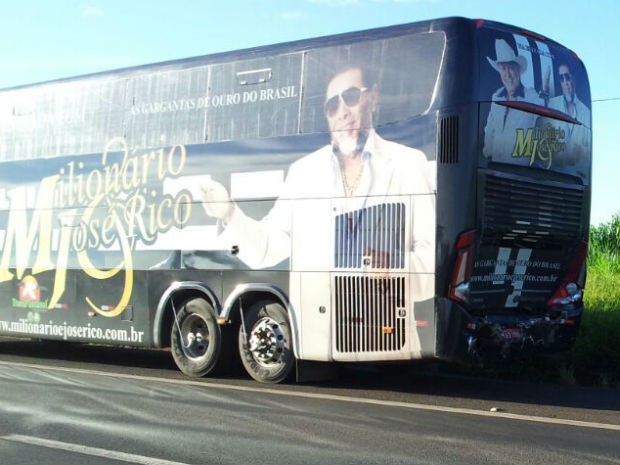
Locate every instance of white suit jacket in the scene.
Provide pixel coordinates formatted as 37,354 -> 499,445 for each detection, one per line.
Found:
221,130 -> 436,301
483,85 -> 544,161
547,94 -> 591,169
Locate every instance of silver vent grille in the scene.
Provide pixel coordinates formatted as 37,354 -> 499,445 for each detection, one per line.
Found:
334,275 -> 406,353
334,203 -> 406,269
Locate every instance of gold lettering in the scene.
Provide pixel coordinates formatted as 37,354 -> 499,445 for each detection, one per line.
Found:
174,192 -> 192,225
123,192 -> 156,243
48,211 -> 75,308
85,168 -> 103,200
1,136 -> 189,314
0,176 -> 58,281
154,147 -> 166,180
77,194 -> 133,317
157,197 -> 173,230
512,128 -> 534,159
100,214 -> 117,246
167,144 -> 186,176
122,148 -> 140,191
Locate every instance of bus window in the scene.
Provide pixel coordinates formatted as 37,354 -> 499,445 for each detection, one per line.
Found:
301,31 -> 446,134
477,27 -> 592,181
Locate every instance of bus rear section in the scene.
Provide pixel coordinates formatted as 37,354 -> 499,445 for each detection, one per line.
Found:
437,21 -> 591,365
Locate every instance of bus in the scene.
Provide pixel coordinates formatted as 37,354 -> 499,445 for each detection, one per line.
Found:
0,17 -> 591,383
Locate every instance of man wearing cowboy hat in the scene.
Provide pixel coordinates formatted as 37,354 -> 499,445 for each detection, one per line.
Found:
483,38 -> 543,161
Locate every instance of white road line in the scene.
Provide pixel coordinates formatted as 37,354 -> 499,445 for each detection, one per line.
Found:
1,360 -> 619,432
2,434 -> 190,465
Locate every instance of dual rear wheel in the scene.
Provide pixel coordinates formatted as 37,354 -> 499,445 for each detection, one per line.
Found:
170,297 -> 220,378
170,297 -> 294,383
238,300 -> 294,384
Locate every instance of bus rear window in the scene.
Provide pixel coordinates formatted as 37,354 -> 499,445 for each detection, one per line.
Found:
477,26 -> 591,181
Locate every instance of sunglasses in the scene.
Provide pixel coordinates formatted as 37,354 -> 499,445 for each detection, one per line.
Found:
324,86 -> 367,116
559,72 -> 572,83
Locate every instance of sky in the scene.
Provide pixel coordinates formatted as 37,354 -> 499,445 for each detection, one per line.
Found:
0,0 -> 617,225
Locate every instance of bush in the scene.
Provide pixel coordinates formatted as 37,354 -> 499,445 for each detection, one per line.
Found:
588,212 -> 620,274
568,309 -> 620,387
573,212 -> 620,387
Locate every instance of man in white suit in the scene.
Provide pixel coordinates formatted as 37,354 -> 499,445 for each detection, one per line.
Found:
483,38 -> 543,162
202,65 -> 435,302
547,63 -> 591,171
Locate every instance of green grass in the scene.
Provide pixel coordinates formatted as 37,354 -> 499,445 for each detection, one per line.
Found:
568,308 -> 620,387
571,213 -> 620,387
584,269 -> 620,312
585,212 -> 620,312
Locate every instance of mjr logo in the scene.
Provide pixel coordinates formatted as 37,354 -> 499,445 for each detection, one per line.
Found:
0,137 -> 189,316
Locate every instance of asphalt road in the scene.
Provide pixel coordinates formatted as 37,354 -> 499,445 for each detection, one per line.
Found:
0,338 -> 618,464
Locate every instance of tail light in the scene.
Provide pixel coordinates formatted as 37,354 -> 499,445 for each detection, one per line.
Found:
449,230 -> 476,305
547,241 -> 588,307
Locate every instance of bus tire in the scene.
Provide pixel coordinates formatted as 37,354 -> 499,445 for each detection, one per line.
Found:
238,300 -> 294,384
170,297 -> 221,378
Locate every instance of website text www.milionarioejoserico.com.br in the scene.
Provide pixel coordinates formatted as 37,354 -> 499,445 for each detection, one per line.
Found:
0,319 -> 145,344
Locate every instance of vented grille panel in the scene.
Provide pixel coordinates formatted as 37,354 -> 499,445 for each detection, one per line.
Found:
482,173 -> 585,248
439,115 -> 459,164
334,203 -> 405,269
334,275 -> 406,353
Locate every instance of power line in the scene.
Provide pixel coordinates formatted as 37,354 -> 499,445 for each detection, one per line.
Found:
592,97 -> 620,103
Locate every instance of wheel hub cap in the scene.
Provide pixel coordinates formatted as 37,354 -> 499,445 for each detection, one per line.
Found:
248,317 -> 285,365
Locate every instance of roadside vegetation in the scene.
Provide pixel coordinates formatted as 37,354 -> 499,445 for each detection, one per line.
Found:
570,212 -> 620,387
515,213 -> 619,388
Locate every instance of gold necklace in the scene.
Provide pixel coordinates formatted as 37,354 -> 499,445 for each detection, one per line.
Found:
341,162 -> 363,196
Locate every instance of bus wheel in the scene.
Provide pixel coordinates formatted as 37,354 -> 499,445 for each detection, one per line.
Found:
238,300 -> 294,384
170,297 -> 221,378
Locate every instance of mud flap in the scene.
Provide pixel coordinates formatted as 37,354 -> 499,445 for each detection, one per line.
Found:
295,359 -> 340,383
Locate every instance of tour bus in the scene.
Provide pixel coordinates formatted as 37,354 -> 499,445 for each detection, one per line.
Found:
0,17 -> 591,383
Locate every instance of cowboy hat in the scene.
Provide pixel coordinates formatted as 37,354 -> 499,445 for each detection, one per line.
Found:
487,39 -> 527,74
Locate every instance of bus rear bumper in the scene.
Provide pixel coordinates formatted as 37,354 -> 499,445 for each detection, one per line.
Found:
436,297 -> 583,365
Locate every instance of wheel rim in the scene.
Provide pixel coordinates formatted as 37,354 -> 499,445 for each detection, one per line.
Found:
247,317 -> 287,367
180,313 -> 210,360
